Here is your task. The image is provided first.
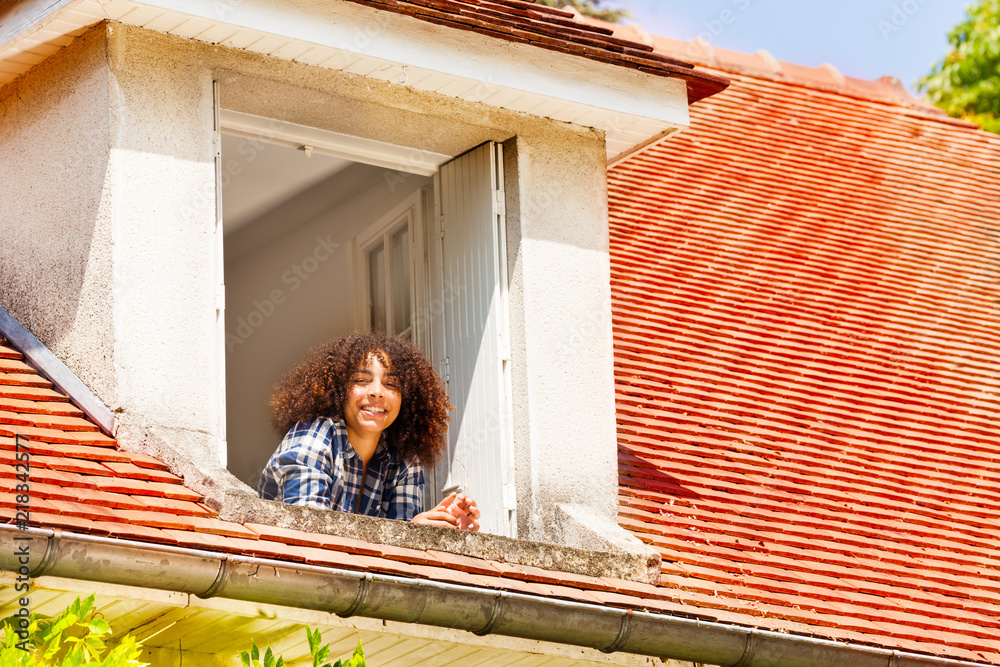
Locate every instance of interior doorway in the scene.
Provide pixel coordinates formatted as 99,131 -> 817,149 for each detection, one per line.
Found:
221,129 -> 433,490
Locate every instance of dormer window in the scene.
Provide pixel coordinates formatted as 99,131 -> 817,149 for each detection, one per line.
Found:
0,0 -> 714,553
221,114 -> 515,536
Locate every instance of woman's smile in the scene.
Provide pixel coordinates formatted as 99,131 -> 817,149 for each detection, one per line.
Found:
344,353 -> 402,445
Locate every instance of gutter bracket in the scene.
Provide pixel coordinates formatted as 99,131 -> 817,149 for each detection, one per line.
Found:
338,573 -> 373,618
732,627 -> 758,667
600,610 -> 633,654
889,651 -> 901,667
29,530 -> 58,579
196,556 -> 231,599
474,591 -> 508,636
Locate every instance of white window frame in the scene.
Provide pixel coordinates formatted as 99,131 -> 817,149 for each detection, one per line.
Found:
351,190 -> 428,347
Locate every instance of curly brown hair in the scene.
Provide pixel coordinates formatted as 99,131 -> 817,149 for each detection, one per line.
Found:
270,332 -> 452,465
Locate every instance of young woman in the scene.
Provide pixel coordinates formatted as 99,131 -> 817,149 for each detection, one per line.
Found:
258,332 -> 479,530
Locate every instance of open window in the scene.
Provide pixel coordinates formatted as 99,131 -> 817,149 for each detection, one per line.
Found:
352,191 -> 425,343
219,112 -> 516,536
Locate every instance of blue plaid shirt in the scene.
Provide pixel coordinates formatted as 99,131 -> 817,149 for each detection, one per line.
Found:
258,417 -> 424,520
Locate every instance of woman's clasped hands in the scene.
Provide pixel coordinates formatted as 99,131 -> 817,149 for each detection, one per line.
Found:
412,491 -> 480,531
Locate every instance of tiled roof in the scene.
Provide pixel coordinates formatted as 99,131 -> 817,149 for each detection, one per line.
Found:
4,18 -> 999,667
0,335 -> 731,632
597,23 -> 941,113
607,30 -> 1000,667
340,0 -> 729,103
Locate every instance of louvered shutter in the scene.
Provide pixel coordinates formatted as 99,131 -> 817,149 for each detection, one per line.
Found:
428,142 -> 515,536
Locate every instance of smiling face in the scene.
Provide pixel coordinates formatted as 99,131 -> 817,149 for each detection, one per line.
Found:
342,352 -> 402,449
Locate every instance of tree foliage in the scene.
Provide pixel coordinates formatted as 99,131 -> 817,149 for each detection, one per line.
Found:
0,596 -> 146,667
533,0 -> 630,23
918,0 -> 1000,134
241,629 -> 366,667
2,598 -> 368,667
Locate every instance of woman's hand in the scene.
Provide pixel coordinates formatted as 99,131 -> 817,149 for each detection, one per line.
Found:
411,492 -> 481,531
447,493 -> 480,531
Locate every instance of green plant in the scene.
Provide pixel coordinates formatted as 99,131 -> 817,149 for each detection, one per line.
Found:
0,595 -> 146,667
918,0 -> 1000,134
238,642 -> 283,667
240,629 -> 366,667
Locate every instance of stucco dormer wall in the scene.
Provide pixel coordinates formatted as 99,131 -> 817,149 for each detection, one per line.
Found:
0,27 -> 116,407
0,20 -> 644,555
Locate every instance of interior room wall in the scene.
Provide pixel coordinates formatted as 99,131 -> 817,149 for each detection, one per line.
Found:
224,159 -> 431,486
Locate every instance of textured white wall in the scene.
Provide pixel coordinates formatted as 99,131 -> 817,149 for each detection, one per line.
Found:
105,23 -> 222,442
1,20 -> 680,549
0,27 -> 116,403
504,133 -> 620,539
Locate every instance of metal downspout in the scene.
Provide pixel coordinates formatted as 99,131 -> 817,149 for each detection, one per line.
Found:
0,527 -> 984,667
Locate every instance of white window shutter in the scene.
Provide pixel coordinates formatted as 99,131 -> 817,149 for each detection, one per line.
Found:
432,142 -> 515,536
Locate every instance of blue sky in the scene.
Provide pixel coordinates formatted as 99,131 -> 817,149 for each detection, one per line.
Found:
623,0 -> 971,93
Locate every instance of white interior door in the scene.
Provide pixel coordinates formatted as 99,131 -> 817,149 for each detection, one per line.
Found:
430,142 -> 515,536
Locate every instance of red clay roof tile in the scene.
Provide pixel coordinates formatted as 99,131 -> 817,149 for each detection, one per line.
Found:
3,22 -> 998,663
126,494 -> 215,517
158,527 -> 240,551
0,410 -> 97,432
0,343 -> 21,360
28,455 -> 115,476
27,509 -> 113,535
339,0 -> 727,103
124,452 -> 173,471
91,520 -> 182,545
148,481 -> 203,501
0,397 -> 83,417
0,373 -> 51,389
608,28 -> 1000,665
352,553 -> 430,579
101,461 -> 184,484
0,385 -> 68,402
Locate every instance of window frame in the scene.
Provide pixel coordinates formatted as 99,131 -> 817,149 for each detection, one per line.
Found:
351,190 -> 428,347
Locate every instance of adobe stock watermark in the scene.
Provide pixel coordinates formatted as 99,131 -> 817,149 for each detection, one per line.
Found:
407,278 -> 466,349
697,0 -> 753,44
226,235 -> 341,352
877,0 -> 932,40
52,127 -> 105,174
211,0 -> 244,20
382,145 -> 440,193
12,434 -> 32,652
557,296 -> 613,361
180,120 -> 289,224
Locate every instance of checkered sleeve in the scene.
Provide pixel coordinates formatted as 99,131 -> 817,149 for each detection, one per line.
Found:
383,456 -> 424,521
258,419 -> 335,510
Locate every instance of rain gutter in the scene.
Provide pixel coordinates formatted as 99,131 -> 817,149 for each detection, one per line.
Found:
0,526 -> 985,667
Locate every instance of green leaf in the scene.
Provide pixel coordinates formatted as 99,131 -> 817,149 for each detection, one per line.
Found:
306,627 -> 320,656
305,627 -> 330,667
0,595 -> 148,667
919,0 -> 1000,134
87,619 -> 111,636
